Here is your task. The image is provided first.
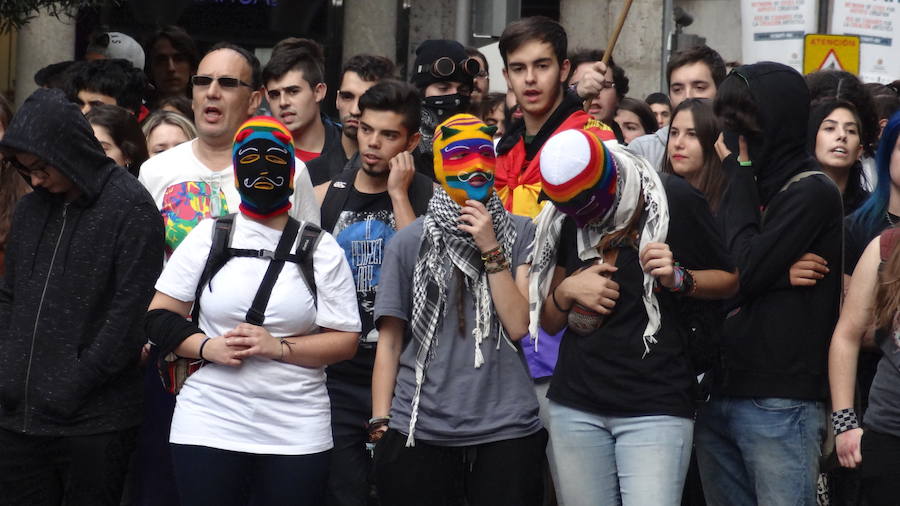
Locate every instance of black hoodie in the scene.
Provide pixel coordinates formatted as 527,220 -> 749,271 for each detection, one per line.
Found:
0,88 -> 165,436
717,63 -> 843,400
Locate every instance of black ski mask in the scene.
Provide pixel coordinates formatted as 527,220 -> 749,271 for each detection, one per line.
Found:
232,117 -> 295,219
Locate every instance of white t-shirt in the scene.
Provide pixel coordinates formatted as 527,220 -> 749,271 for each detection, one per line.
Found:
156,213 -> 361,455
139,139 -> 320,255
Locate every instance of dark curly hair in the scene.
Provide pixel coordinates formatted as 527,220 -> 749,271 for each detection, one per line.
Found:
806,70 -> 879,156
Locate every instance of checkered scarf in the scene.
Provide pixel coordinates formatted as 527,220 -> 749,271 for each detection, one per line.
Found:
406,187 -> 516,446
528,143 -> 669,356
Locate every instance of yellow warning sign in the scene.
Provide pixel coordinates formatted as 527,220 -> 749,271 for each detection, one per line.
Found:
803,34 -> 860,75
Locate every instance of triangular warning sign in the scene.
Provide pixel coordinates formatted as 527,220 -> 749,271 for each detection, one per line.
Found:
818,49 -> 845,71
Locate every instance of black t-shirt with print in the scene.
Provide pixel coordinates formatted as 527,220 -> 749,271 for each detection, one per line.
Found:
548,175 -> 733,418
326,187 -> 396,384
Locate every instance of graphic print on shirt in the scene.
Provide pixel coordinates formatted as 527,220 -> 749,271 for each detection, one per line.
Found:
161,181 -> 229,255
333,209 -> 395,344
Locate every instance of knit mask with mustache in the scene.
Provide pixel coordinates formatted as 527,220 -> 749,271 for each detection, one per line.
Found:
433,113 -> 498,206
233,116 -> 295,219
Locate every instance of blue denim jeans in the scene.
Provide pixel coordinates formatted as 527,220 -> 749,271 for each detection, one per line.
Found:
547,401 -> 693,506
694,396 -> 825,506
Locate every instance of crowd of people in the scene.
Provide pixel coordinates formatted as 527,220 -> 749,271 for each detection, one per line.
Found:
0,14 -> 899,506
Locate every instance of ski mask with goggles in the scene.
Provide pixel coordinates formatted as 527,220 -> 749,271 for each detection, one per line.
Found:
232,116 -> 295,219
412,40 -> 480,125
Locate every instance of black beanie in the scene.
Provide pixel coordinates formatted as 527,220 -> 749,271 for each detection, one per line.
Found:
411,39 -> 475,91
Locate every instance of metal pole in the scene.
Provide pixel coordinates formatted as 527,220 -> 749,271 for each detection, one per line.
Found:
456,0 -> 472,46
817,0 -> 829,33
661,0 -> 674,93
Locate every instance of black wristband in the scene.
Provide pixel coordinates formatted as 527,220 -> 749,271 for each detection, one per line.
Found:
832,408 -> 860,435
551,287 -> 572,312
198,337 -> 211,361
145,308 -> 203,357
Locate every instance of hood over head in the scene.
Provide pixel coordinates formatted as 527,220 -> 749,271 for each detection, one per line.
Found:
0,88 -> 114,205
716,62 -> 814,205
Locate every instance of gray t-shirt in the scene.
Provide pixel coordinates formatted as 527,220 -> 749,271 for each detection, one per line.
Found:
626,125 -> 669,171
863,332 -> 900,437
374,215 -> 542,446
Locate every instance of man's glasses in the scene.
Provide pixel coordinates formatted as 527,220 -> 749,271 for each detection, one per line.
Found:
3,157 -> 49,180
191,75 -> 253,89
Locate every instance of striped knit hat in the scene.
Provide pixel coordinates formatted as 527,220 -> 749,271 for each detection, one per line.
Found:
232,116 -> 295,218
540,129 -> 617,227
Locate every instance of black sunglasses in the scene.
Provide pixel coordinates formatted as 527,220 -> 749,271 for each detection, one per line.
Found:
191,75 -> 253,89
416,57 -> 482,80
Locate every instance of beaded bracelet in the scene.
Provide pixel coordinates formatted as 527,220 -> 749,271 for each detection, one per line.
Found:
481,246 -> 504,263
670,266 -> 685,292
485,257 -> 509,274
832,408 -> 860,435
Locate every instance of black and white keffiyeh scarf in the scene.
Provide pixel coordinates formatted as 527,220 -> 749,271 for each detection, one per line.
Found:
528,143 -> 670,356
406,187 -> 517,446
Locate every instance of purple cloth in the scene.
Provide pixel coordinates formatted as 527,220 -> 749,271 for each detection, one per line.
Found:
522,327 -> 564,379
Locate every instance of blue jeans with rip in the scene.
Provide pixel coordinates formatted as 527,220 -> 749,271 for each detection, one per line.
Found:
547,401 -> 693,506
694,396 -> 825,506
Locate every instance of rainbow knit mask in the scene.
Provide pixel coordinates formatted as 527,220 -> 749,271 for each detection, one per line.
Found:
233,116 -> 295,219
539,129 -> 617,228
433,113 -> 498,206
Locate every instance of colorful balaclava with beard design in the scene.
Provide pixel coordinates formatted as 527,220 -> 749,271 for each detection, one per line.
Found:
432,113 -> 498,206
232,116 -> 295,219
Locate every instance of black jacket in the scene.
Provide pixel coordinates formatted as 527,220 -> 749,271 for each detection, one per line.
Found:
305,115 -> 350,186
0,89 -> 165,436
717,63 -> 843,400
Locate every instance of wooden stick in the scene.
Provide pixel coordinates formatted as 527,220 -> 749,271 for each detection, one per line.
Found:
583,0 -> 634,113
602,0 -> 634,65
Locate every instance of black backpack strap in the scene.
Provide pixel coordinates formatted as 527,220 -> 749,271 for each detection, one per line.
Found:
295,222 -> 323,309
409,172 -> 435,217
245,217 -> 301,326
192,214 -> 237,322
320,165 -> 359,233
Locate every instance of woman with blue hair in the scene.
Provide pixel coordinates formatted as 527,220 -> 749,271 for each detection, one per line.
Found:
846,112 -> 900,269
828,110 -> 900,505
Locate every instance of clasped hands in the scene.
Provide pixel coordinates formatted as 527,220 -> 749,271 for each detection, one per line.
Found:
202,323 -> 284,367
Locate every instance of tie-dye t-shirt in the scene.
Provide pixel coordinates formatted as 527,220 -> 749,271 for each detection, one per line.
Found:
138,139 -> 320,255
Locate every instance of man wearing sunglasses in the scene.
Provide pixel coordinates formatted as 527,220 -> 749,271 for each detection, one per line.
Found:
410,39 -> 480,181
0,87 -> 165,505
139,42 -> 319,257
